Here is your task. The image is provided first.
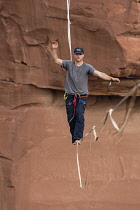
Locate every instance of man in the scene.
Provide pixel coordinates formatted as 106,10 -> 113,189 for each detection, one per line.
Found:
50,41 -> 120,145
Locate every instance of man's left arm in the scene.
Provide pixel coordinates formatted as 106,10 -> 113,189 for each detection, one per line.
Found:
93,70 -> 120,83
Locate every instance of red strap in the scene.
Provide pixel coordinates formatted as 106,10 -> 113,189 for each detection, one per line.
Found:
73,95 -> 77,115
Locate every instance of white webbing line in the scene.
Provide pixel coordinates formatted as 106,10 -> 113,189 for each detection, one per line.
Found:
76,132 -> 93,189
108,83 -> 140,132
76,126 -> 97,188
92,125 -> 97,141
76,82 -> 140,188
76,143 -> 83,188
81,83 -> 140,139
137,0 -> 140,23
82,125 -> 98,141
76,126 -> 97,189
66,0 -> 72,60
109,108 -> 129,132
109,109 -> 120,131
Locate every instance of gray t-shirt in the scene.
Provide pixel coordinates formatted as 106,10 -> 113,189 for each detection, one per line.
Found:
62,60 -> 95,95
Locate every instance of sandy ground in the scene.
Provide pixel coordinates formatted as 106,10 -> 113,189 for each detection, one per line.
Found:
12,94 -> 140,210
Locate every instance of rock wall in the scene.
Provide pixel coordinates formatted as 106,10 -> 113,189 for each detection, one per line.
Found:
0,0 -> 140,95
0,0 -> 140,210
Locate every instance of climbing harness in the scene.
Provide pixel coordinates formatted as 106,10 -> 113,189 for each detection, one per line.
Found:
64,93 -> 88,123
72,94 -> 88,117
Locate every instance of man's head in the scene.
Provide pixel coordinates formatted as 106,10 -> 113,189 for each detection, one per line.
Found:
74,47 -> 84,62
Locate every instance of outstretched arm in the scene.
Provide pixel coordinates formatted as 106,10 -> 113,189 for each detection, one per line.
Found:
94,70 -> 120,83
50,41 -> 63,66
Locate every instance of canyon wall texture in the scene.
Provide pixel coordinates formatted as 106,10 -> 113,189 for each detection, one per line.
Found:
0,0 -> 140,95
0,0 -> 140,210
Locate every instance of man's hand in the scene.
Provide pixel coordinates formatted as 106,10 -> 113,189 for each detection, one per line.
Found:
52,41 -> 58,49
111,77 -> 120,84
50,41 -> 62,66
40,40 -> 62,66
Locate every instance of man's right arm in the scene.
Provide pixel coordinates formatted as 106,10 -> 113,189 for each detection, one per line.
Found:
51,41 -> 62,66
52,48 -> 62,66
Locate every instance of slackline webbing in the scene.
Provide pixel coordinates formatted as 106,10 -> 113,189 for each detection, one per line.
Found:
65,0 -> 140,189
76,82 -> 140,188
66,0 -> 72,60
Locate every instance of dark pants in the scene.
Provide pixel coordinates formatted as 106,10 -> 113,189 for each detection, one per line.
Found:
65,94 -> 87,143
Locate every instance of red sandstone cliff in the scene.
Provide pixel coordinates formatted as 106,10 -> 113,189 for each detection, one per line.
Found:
0,1 -> 140,210
0,0 -> 140,95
